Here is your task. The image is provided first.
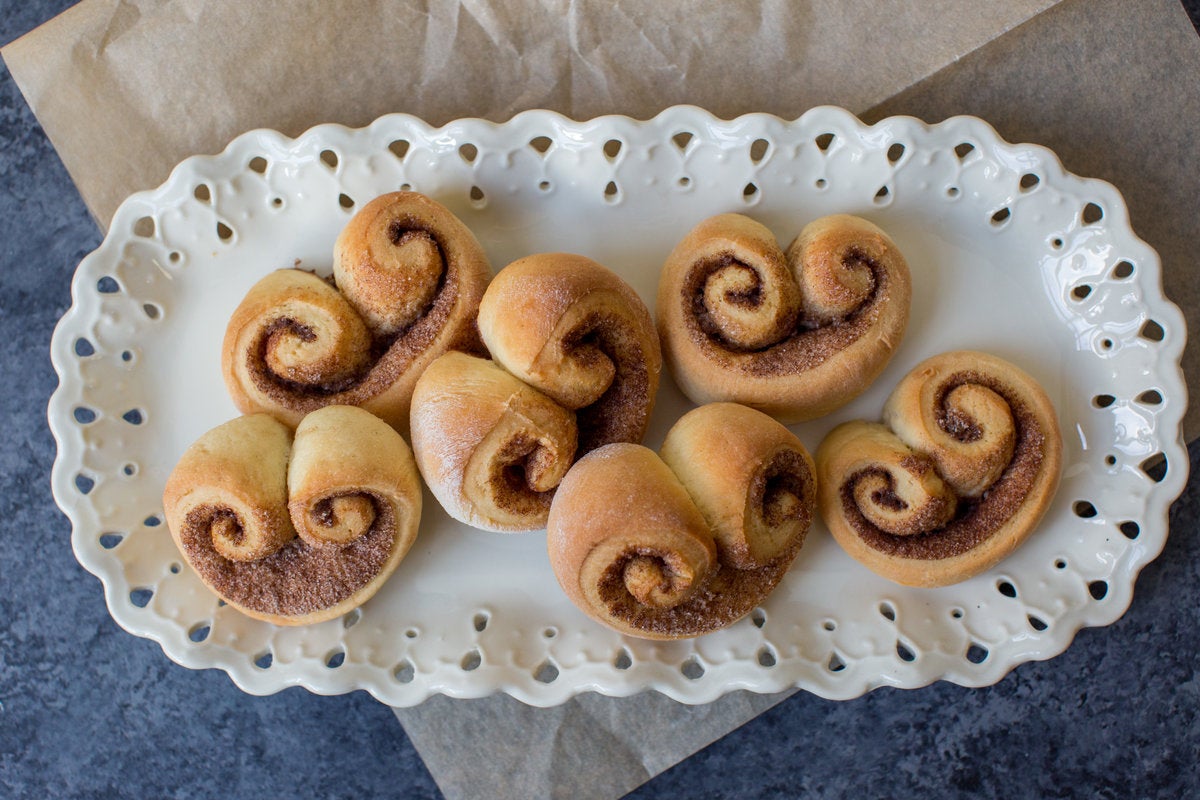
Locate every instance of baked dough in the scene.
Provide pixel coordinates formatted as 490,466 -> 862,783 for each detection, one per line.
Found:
816,350 -> 1062,587
478,252 -> 661,453
409,252 -> 662,532
162,406 -> 422,625
222,191 -> 490,431
410,352 -> 577,531
547,403 -> 815,639
657,213 -> 910,422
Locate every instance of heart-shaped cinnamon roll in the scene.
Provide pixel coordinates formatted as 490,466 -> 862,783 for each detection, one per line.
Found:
816,350 -> 1062,587
222,191 -> 490,431
547,403 -> 816,639
657,213 -> 911,422
479,252 -> 662,453
410,253 -> 662,532
162,405 -> 422,625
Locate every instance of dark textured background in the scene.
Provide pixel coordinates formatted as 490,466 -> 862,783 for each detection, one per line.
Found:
2,2 -> 1198,798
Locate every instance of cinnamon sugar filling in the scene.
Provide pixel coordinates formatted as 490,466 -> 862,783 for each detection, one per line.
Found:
840,376 -> 1046,560
246,222 -> 462,410
181,498 -> 397,617
594,546 -> 793,638
562,311 -> 651,453
753,449 -> 814,530
681,249 -> 889,376
485,433 -> 557,517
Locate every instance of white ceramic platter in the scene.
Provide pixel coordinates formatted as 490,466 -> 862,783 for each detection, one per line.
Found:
49,106 -> 1188,706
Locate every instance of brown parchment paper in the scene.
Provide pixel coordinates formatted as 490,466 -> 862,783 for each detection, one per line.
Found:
6,1 -> 1199,799
3,0 -> 1059,229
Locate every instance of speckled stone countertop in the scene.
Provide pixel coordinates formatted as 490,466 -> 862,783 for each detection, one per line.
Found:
2,2 -> 1199,798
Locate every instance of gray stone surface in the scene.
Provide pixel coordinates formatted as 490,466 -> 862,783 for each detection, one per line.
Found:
1,3 -> 1198,799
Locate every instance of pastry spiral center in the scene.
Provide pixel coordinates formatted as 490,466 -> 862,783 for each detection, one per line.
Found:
558,323 -> 619,405
695,256 -> 799,351
848,462 -> 957,537
189,505 -> 294,563
929,380 -> 1016,497
211,510 -> 246,553
557,313 -> 652,452
379,227 -> 446,333
257,307 -> 372,393
622,552 -> 694,609
484,432 -> 566,513
737,448 -> 816,565
307,493 -> 377,546
797,247 -> 877,324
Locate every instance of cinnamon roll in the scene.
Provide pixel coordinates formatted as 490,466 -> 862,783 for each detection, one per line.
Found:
222,191 -> 490,431
410,352 -> 578,531
657,213 -> 911,423
478,253 -> 661,453
547,403 -> 816,640
816,350 -> 1062,587
162,406 -> 423,625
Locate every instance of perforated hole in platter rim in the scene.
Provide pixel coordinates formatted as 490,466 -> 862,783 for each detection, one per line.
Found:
680,656 -> 705,680
132,216 -> 155,238
389,139 -> 411,160
394,660 -> 415,683
757,647 -> 777,668
534,661 -> 559,684
672,131 -> 695,152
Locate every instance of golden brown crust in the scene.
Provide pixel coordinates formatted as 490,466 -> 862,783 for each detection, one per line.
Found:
656,213 -> 911,423
163,414 -> 296,563
816,350 -> 1062,587
162,407 -> 422,625
661,403 -> 817,571
547,404 -> 816,640
221,191 -> 490,431
478,253 -> 662,453
410,352 -> 578,532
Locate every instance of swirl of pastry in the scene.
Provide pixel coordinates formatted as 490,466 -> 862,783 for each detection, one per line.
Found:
661,403 -> 816,571
816,351 -> 1062,587
477,253 -> 662,453
222,191 -> 490,431
547,404 -> 816,640
657,213 -> 911,423
163,406 -> 422,625
410,351 -> 578,531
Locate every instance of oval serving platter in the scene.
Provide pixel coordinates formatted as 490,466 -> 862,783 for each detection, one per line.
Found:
49,105 -> 1187,706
